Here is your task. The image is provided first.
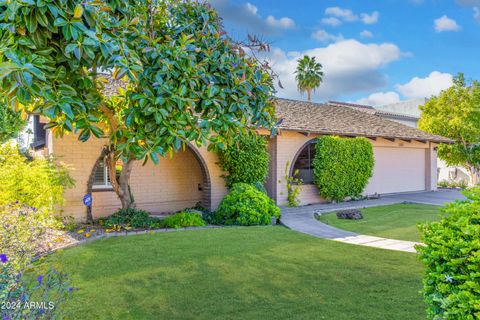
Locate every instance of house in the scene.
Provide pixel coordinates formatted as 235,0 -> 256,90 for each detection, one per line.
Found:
330,99 -> 470,185
33,98 -> 451,222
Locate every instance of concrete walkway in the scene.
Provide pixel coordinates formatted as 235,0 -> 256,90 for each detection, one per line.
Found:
280,189 -> 465,253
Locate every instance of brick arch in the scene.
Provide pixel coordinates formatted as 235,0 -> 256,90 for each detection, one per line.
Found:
85,146 -> 109,222
85,144 -> 212,221
289,138 -> 317,178
186,143 -> 212,211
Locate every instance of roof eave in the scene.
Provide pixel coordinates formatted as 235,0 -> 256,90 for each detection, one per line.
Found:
277,128 -> 454,144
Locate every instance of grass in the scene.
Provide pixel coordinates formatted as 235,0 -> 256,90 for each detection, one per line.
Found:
318,203 -> 442,242
34,227 -> 426,320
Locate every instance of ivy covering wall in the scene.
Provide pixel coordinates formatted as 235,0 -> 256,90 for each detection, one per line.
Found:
218,134 -> 270,188
312,136 -> 374,202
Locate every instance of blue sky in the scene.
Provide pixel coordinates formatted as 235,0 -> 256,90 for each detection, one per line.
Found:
209,0 -> 480,105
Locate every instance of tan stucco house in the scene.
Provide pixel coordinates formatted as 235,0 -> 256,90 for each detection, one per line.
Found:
31,98 -> 451,222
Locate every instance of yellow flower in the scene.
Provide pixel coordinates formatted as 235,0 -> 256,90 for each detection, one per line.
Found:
47,242 -> 53,248
77,229 -> 84,234
85,233 -> 91,238
89,229 -> 96,233
105,229 -> 112,233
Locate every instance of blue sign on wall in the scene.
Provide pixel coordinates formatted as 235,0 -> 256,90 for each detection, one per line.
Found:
83,194 -> 92,206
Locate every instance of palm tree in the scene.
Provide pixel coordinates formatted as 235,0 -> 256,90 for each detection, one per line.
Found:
295,55 -> 324,101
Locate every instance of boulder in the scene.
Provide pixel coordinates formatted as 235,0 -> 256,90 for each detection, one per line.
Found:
336,209 -> 363,220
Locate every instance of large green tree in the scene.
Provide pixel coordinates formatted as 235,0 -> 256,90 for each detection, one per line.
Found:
419,73 -> 480,185
0,0 -> 276,220
294,55 -> 323,102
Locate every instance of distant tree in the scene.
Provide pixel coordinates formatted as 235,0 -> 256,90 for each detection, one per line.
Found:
0,102 -> 26,144
0,0 -> 276,220
295,55 -> 323,101
419,73 -> 480,185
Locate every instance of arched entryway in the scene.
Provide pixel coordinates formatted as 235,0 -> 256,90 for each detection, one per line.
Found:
86,144 -> 212,219
290,138 -> 317,184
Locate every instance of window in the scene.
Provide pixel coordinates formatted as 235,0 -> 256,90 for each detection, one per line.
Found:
93,159 -> 112,189
93,158 -> 122,190
292,141 -> 316,184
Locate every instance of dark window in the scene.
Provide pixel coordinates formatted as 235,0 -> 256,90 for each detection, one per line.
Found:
30,115 -> 46,149
93,159 -> 111,188
292,142 -> 316,184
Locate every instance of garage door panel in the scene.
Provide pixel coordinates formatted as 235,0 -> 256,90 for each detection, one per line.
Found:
364,147 -> 426,195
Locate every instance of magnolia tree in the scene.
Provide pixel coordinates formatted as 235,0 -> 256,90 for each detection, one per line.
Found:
419,73 -> 480,185
0,0 -> 276,219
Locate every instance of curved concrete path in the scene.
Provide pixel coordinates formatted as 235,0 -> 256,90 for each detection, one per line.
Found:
280,189 -> 465,253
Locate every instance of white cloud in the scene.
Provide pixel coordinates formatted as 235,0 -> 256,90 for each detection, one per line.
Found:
311,29 -> 344,42
322,17 -> 342,27
360,30 -> 373,38
262,39 -> 404,101
265,15 -> 296,29
325,7 -> 358,22
474,7 -> 480,21
245,2 -> 257,15
208,0 -> 295,34
396,71 -> 453,99
361,11 -> 380,24
356,91 -> 400,106
434,15 -> 461,32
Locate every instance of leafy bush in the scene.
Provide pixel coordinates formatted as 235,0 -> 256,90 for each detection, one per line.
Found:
0,146 -> 73,270
313,136 -> 374,202
438,180 -> 450,188
285,161 -> 303,207
100,208 -> 160,229
218,135 -> 270,188
0,102 -> 26,144
1,253 -> 73,319
215,183 -> 280,226
418,187 -> 480,319
0,205 -> 62,271
162,212 -> 206,229
438,179 -> 469,189
0,144 -> 74,212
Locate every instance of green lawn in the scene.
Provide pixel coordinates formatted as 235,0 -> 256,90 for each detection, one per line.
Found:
318,203 -> 442,242
34,227 -> 426,320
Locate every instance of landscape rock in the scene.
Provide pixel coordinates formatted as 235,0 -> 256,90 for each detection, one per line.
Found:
336,209 -> 363,220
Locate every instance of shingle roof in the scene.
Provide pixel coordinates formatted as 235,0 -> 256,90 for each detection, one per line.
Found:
275,98 -> 452,144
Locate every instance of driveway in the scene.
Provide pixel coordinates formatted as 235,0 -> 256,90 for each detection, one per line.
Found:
280,189 -> 465,252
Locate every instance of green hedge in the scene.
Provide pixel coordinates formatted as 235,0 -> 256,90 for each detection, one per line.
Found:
162,212 -> 206,229
214,183 -> 280,226
418,188 -> 480,319
312,136 -> 374,202
218,134 -> 269,188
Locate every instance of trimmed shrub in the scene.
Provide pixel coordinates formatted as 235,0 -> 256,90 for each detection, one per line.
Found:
101,208 -> 159,229
313,136 -> 374,202
218,134 -> 270,188
215,183 -> 280,226
162,212 -> 206,229
418,187 -> 480,319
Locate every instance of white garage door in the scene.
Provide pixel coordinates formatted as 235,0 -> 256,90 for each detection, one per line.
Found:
364,147 -> 426,195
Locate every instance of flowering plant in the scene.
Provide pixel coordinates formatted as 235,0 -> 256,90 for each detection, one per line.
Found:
1,254 -> 74,320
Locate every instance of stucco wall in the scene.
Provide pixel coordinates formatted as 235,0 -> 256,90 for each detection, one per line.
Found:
270,131 -> 437,206
49,133 -> 228,221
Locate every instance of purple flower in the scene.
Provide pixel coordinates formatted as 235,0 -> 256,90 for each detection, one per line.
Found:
0,254 -> 7,264
37,275 -> 43,285
4,315 -> 11,320
68,287 -> 74,292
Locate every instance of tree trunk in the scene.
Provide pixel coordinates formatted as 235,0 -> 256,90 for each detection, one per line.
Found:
467,165 -> 479,186
106,151 -> 136,209
307,89 -> 312,102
